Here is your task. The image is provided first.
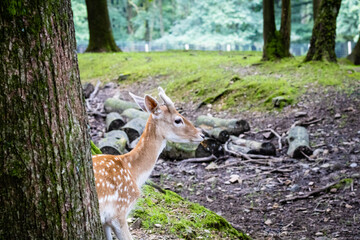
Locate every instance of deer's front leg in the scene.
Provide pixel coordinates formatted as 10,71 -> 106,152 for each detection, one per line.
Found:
111,219 -> 133,240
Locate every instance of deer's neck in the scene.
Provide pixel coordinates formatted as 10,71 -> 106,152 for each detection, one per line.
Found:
123,116 -> 166,188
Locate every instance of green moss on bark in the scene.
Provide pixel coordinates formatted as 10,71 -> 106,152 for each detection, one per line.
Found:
0,0 -> 104,238
304,0 -> 342,62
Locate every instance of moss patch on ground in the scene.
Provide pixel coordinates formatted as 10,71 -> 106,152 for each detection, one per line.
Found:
78,51 -> 359,111
132,184 -> 251,240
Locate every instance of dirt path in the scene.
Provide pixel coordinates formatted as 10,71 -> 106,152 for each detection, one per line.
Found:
88,82 -> 360,240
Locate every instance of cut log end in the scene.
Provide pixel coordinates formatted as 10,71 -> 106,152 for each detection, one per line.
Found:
196,139 -> 224,158
293,146 -> 313,159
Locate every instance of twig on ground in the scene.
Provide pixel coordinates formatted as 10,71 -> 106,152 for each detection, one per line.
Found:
145,181 -> 166,194
87,111 -> 107,118
259,128 -> 283,150
291,117 -> 323,129
280,180 -> 341,204
224,140 -> 252,160
90,80 -> 101,100
300,150 -> 315,161
178,154 -> 218,164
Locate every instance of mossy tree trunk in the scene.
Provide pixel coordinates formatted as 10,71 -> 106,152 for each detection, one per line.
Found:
85,0 -> 121,52
0,0 -> 104,239
304,0 -> 342,62
312,0 -> 321,21
280,0 -> 291,57
262,0 -> 292,60
347,36 -> 360,65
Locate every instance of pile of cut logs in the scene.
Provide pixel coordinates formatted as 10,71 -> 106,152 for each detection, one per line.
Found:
97,96 -> 313,160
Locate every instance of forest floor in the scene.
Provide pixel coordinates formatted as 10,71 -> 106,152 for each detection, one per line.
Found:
82,51 -> 360,240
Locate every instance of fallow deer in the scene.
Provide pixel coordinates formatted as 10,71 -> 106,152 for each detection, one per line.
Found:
92,87 -> 204,240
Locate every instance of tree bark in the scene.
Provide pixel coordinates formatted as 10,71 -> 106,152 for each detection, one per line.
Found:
85,0 -> 121,52
312,0 -> 321,21
347,37 -> 360,65
280,0 -> 291,57
158,0 -> 165,37
263,0 -> 276,51
304,0 -> 342,62
0,0 -> 104,239
262,0 -> 292,60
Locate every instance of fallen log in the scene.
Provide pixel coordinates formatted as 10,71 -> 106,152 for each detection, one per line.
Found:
128,137 -> 140,149
229,136 -> 276,156
195,138 -> 224,158
121,108 -> 150,121
161,141 -> 199,160
104,98 -> 140,113
195,115 -> 250,136
287,126 -> 312,158
105,112 -> 126,132
104,130 -> 129,143
98,137 -> 128,155
82,83 -> 94,99
203,128 -> 230,144
121,118 -> 147,142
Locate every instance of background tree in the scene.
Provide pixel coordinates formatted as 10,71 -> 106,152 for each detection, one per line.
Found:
347,36 -> 360,64
262,0 -> 292,60
304,0 -> 342,62
85,0 -> 121,52
312,0 -> 321,21
0,0 -> 104,238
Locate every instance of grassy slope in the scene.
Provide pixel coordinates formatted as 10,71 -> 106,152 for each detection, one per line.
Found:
133,184 -> 250,239
78,51 -> 359,111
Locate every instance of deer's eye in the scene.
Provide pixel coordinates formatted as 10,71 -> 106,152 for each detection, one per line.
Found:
174,118 -> 183,125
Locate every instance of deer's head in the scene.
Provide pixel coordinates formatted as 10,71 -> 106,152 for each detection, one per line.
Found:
130,87 -> 204,143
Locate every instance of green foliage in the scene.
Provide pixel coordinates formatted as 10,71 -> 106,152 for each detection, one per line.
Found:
78,51 -> 358,111
72,0 -> 89,44
133,184 -> 251,239
337,0 -> 360,42
90,141 -> 102,155
156,0 -> 263,46
71,0 -> 360,46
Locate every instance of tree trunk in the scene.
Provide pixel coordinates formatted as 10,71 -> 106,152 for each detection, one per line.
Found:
158,0 -> 165,37
347,37 -> 360,65
85,0 -> 121,52
126,0 -> 134,35
312,0 -> 321,21
263,0 -> 276,53
304,0 -> 342,62
0,1 -> 104,239
262,0 -> 292,60
144,1 -> 151,42
280,0 -> 291,57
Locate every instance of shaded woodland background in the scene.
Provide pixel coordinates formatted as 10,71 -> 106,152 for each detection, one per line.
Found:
72,0 -> 360,55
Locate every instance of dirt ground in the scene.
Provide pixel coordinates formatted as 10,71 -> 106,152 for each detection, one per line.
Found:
87,80 -> 360,240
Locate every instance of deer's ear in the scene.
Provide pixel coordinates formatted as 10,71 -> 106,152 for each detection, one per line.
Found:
129,92 -> 147,112
144,95 -> 161,116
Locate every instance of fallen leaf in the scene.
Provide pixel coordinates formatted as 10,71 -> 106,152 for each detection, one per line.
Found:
205,162 -> 218,170
264,219 -> 272,226
229,174 -> 240,183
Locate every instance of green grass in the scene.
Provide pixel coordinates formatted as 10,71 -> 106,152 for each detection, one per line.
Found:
132,184 -> 251,240
78,51 -> 359,111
